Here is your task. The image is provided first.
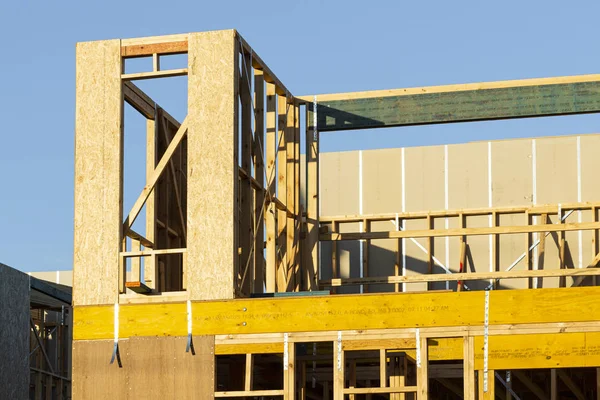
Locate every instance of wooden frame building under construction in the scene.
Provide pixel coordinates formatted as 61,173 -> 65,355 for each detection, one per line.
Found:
73,29 -> 600,399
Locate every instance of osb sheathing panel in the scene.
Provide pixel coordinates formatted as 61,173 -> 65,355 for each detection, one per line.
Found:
187,30 -> 237,300
319,134 -> 600,291
0,264 -> 29,400
72,336 -> 214,399
73,39 -> 122,306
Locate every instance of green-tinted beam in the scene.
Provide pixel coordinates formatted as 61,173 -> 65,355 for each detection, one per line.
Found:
309,81 -> 600,131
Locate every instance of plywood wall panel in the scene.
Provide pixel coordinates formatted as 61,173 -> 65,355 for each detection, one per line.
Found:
0,264 -> 29,400
187,30 -> 237,300
73,39 -> 122,306
72,336 -> 214,399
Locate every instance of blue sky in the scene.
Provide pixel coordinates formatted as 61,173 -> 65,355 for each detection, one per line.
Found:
1,0 -> 600,272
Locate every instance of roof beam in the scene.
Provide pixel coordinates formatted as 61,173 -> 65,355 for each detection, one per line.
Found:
303,74 -> 600,131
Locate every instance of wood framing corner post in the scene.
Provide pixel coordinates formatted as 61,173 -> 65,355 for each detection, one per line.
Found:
73,39 -> 123,306
187,30 -> 239,300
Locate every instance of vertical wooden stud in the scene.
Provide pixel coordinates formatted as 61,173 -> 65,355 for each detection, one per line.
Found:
306,100 -> 320,291
253,70 -> 265,294
286,98 -> 296,292
333,340 -> 344,400
464,336 -> 475,400
417,338 -> 428,399
276,94 -> 288,292
239,49 -> 254,296
363,219 -> 371,293
265,82 -> 277,292
145,118 -> 157,289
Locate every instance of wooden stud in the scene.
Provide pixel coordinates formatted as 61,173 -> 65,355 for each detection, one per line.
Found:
463,336 -> 475,400
277,95 -> 288,292
363,219 -> 371,293
537,213 -> 548,289
333,339 -> 344,400
306,100 -> 320,291
287,342 -> 296,399
526,212 -> 532,288
332,221 -> 339,294
417,338 -> 428,399
427,214 -> 433,290
492,211 -> 498,289
379,349 -> 386,387
254,70 -> 266,294
286,99 -> 296,292
294,104 -> 301,292
478,369 -> 495,399
395,234 -> 401,293
244,354 -> 252,391
145,117 -> 157,289
240,49 -> 254,296
265,82 -> 277,293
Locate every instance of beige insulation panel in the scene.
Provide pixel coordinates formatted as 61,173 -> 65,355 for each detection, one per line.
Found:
73,39 -> 122,306
187,30 -> 238,300
319,133 -> 600,291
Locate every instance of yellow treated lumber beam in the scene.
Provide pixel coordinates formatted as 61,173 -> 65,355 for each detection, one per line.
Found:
74,287 -> 600,340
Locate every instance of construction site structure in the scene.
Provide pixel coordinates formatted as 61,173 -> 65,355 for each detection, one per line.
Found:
72,29 -> 600,399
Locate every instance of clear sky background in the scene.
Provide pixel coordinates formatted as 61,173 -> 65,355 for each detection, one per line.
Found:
1,0 -> 600,272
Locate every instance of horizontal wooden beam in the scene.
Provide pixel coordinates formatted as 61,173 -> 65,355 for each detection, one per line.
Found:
321,221 -> 600,241
121,69 -> 187,81
320,201 -> 600,223
121,248 -> 186,257
121,40 -> 188,58
304,74 -> 600,131
215,390 -> 285,397
321,268 -> 600,287
344,387 -> 417,394
73,286 -> 600,339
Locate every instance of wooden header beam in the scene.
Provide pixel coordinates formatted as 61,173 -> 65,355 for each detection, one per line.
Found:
74,286 -> 600,339
300,74 -> 600,131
